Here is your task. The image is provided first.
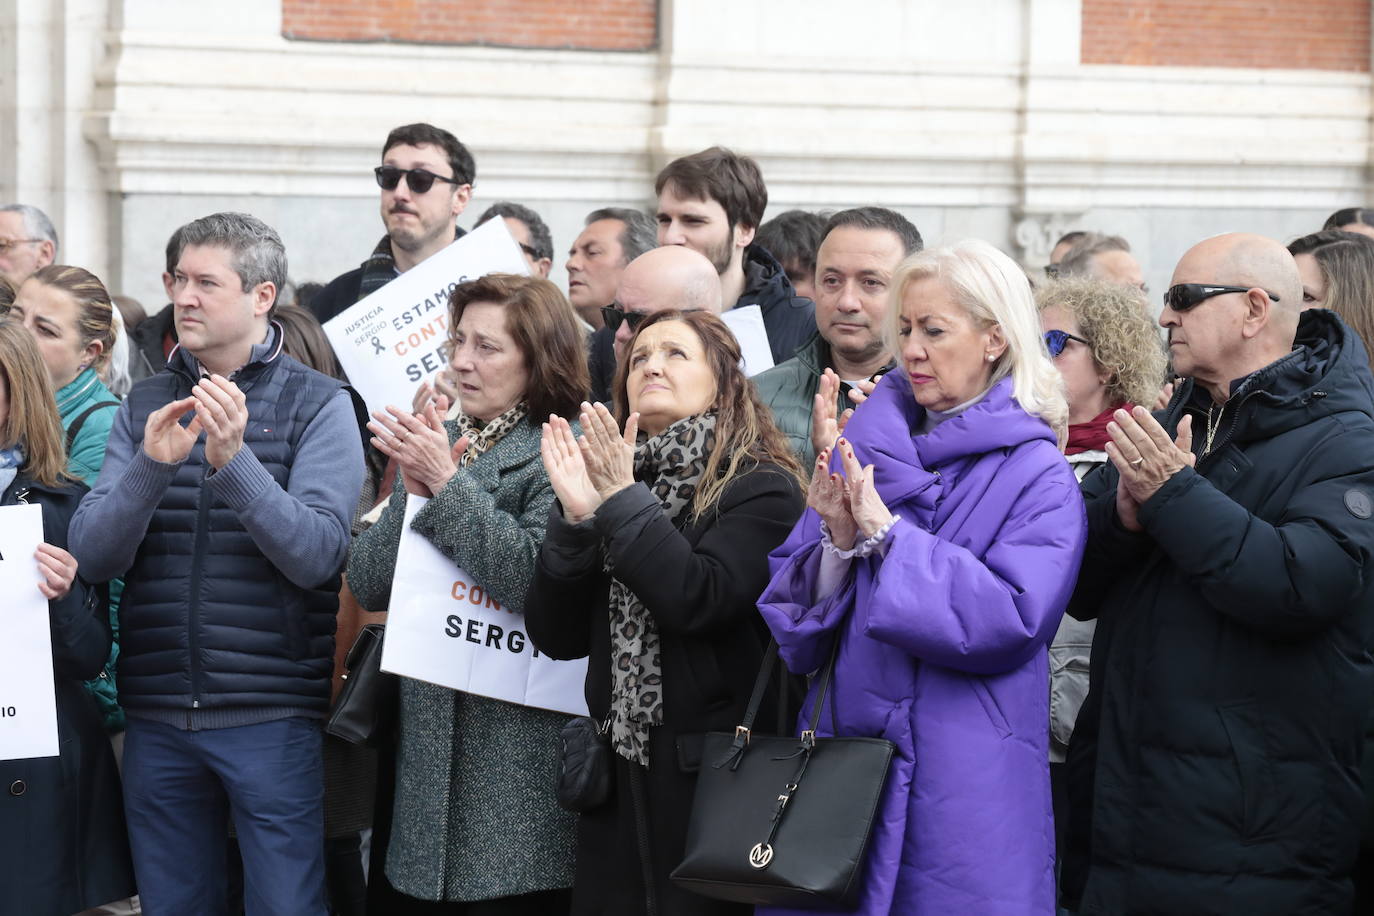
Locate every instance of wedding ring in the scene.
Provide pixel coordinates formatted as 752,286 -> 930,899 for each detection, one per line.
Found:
1130,457 -> 1144,468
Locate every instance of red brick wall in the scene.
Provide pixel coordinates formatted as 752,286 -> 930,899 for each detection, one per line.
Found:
1082,0 -> 1370,71
282,0 -> 658,50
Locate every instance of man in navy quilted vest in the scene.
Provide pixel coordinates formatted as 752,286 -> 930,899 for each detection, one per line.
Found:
70,212 -> 364,915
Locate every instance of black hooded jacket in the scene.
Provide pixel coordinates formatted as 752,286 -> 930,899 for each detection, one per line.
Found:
1062,310 -> 1374,914
737,244 -> 815,365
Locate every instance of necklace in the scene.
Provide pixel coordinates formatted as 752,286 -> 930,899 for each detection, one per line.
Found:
1202,402 -> 1225,456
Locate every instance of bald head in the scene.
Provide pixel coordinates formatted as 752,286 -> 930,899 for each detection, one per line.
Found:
1174,233 -> 1302,326
617,246 -> 723,314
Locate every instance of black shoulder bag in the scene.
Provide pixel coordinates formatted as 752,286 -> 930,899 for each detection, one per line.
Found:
671,637 -> 895,908
325,623 -> 397,746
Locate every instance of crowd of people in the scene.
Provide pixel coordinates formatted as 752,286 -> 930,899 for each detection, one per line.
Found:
2,120 -> 1374,916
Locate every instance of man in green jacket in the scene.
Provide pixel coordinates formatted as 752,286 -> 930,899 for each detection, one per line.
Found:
754,207 -> 922,465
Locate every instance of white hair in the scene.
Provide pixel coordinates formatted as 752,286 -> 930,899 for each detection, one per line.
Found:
884,239 -> 1069,445
101,307 -> 132,398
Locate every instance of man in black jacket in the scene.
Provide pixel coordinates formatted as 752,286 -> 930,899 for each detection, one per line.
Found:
308,123 -> 474,325
654,147 -> 814,365
1063,233 -> 1374,914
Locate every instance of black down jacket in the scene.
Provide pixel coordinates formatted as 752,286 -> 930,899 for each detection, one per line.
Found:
1062,309 -> 1374,915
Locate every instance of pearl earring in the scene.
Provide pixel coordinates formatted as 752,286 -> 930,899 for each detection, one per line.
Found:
986,353 -> 995,362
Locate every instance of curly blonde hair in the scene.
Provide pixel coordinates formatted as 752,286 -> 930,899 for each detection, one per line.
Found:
1035,277 -> 1167,408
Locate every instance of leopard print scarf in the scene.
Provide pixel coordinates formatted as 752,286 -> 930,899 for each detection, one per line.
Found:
607,411 -> 718,766
453,401 -> 528,468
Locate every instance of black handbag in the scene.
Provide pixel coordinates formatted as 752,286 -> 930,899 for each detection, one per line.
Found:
671,638 -> 895,908
325,623 -> 398,746
556,712 -> 613,812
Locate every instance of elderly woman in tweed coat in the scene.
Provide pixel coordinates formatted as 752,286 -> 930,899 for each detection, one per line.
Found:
348,274 -> 589,914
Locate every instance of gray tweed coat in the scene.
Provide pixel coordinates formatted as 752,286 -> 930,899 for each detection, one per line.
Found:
347,417 -> 575,902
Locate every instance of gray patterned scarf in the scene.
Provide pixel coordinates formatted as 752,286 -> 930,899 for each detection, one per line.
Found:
453,402 -> 528,469
608,411 -> 717,766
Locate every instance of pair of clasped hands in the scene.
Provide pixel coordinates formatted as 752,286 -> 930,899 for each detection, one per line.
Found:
808,369 -> 891,552
540,403 -> 639,524
1104,406 -> 1196,532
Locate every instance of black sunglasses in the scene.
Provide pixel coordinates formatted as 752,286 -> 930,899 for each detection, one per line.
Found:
1164,283 -> 1279,312
374,165 -> 465,195
600,305 -> 647,333
1044,329 -> 1090,358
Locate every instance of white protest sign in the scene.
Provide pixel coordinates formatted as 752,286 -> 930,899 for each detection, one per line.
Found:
0,503 -> 58,760
381,496 -> 589,716
323,218 -> 531,414
721,305 -> 774,377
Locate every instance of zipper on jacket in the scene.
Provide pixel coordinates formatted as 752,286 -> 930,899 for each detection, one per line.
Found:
186,462 -> 214,726
627,762 -> 659,916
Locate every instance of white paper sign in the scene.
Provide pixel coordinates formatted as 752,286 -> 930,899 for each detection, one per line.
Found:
381,496 -> 589,716
721,305 -> 774,377
323,218 -> 532,414
0,503 -> 58,760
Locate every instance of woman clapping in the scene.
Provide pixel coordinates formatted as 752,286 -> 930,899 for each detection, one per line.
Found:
526,310 -> 805,916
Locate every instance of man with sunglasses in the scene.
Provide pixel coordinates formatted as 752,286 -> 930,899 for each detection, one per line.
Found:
309,123 -> 474,325
587,245 -> 721,403
0,203 -> 59,287
475,201 -> 553,278
1061,233 -> 1374,914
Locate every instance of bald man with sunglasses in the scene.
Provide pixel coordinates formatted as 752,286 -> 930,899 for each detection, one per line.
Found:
309,123 -> 475,326
1060,233 -> 1374,913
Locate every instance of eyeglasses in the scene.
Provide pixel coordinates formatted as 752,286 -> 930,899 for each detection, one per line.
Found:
0,238 -> 43,254
1163,283 -> 1279,312
373,166 -> 465,195
600,305 -> 648,333
1044,329 -> 1090,358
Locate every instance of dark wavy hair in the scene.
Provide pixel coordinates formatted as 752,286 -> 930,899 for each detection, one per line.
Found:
613,309 -> 804,520
449,273 -> 588,422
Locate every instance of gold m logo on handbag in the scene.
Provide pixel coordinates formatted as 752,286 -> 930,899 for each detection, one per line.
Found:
748,842 -> 774,869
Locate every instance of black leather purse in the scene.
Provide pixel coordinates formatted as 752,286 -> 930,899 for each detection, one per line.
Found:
325,624 -> 398,746
671,639 -> 895,908
556,712 -> 613,812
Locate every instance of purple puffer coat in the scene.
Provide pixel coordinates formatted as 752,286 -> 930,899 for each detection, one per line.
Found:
757,373 -> 1087,915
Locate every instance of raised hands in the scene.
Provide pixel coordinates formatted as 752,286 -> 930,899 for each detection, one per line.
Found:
577,402 -> 638,501
143,396 -> 203,464
1106,406 -> 1195,532
540,415 -> 603,521
808,437 -> 895,551
369,403 -> 468,497
35,543 -> 78,600
192,375 -> 249,469
811,369 -> 849,458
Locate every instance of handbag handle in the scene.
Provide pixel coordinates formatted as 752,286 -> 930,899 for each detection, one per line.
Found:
716,635 -> 841,770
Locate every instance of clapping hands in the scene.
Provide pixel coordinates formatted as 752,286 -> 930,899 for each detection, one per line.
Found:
807,437 -> 893,551
540,403 -> 640,522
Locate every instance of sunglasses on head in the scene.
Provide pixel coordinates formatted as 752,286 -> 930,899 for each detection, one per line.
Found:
373,165 -> 465,195
1044,329 -> 1089,358
600,305 -> 648,333
1164,283 -> 1279,312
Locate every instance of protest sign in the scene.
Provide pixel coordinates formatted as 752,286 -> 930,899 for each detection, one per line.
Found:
322,218 -> 531,414
0,504 -> 58,760
381,496 -> 589,716
721,305 -> 774,376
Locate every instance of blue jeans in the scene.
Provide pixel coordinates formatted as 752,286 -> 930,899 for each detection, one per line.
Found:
122,717 -> 327,916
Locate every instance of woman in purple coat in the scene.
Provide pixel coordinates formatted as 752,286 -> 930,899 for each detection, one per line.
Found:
757,240 -> 1088,914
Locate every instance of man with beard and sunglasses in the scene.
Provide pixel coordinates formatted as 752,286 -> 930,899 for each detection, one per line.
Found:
654,147 -> 815,366
1061,233 -> 1374,914
309,123 -> 474,325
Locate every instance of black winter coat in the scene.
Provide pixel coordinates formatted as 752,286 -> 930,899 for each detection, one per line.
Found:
0,476 -> 136,914
525,462 -> 804,916
737,245 -> 815,366
1062,310 -> 1374,915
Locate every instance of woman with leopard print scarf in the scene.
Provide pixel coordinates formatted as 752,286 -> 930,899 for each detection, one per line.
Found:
527,310 -> 807,916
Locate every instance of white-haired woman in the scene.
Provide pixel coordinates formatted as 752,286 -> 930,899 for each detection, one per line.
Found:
758,240 -> 1089,915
